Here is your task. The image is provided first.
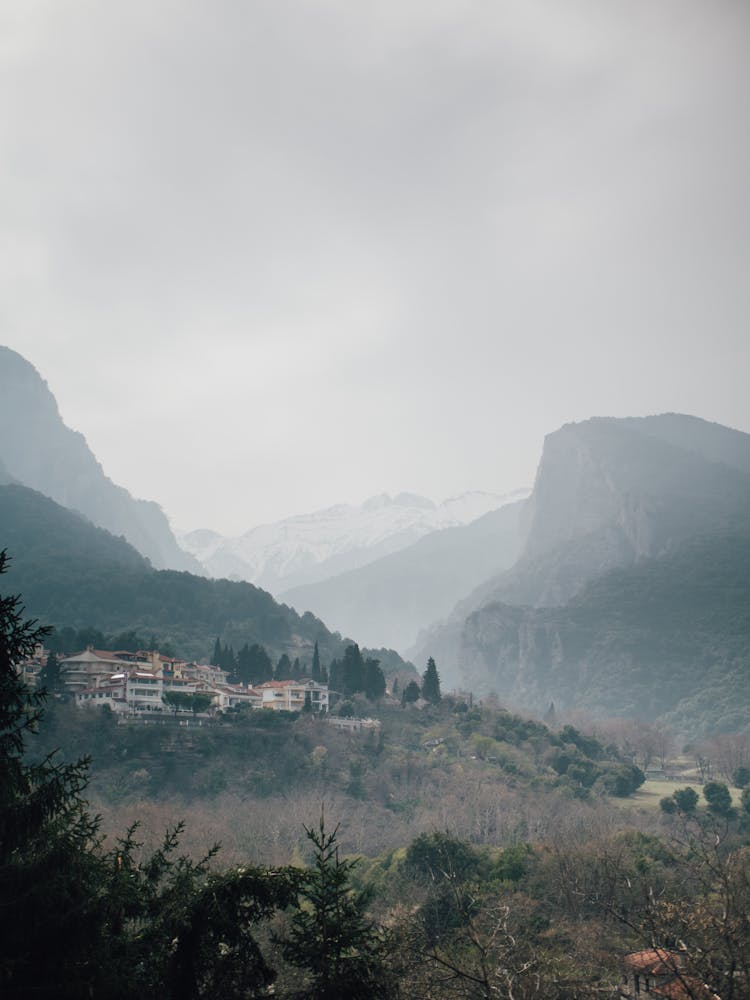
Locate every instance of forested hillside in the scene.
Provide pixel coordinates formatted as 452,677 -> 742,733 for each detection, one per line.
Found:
415,415 -> 750,722
459,534 -> 750,734
0,483 -> 411,670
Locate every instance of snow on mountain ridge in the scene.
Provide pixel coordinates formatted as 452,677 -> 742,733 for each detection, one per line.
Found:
179,489 -> 530,593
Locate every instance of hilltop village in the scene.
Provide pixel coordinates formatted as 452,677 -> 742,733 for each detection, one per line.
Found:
21,644 -> 332,716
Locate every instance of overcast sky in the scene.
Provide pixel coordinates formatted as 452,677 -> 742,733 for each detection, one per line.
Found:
2,1 -> 749,535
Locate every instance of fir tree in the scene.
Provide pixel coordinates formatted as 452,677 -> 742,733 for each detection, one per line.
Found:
212,636 -> 222,667
421,657 -> 441,704
0,550 -> 102,997
278,814 -> 393,999
401,680 -> 421,706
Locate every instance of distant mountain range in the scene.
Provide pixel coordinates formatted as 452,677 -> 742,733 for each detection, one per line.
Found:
3,342 -> 747,732
0,346 -> 199,572
178,489 -> 528,592
281,498 -> 529,651
412,414 -> 750,734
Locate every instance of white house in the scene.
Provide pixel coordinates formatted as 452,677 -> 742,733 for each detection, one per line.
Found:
257,679 -> 329,713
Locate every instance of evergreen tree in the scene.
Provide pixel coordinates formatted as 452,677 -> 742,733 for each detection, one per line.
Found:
328,658 -> 343,696
421,658 -> 441,704
363,658 -> 386,700
38,650 -> 60,693
0,550 -> 103,997
236,643 -> 251,684
0,551 -> 307,998
342,644 -> 365,697
392,677 -> 399,696
247,644 -> 273,685
312,640 -> 322,681
703,781 -> 735,817
278,815 -> 393,999
401,680 -> 421,706
212,636 -> 222,667
223,644 -> 236,675
276,653 -> 293,680
293,656 -> 302,678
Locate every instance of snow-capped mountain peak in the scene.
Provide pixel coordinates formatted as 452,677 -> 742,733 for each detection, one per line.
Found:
179,488 -> 529,595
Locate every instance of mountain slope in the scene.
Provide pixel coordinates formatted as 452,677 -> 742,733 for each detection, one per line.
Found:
0,346 -> 199,572
413,414 -> 750,678
282,498 -> 529,652
458,533 -> 750,734
180,490 -> 527,592
0,483 -> 410,670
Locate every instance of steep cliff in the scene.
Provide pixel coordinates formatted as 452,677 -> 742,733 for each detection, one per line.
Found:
492,415 -> 750,608
0,346 -> 200,572
413,414 -> 750,707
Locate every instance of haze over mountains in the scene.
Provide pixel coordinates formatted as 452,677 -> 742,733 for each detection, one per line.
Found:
0,347 -> 199,573
1,345 -> 748,733
178,489 -> 527,593
0,480 -> 413,673
281,498 -> 529,651
412,414 -> 750,732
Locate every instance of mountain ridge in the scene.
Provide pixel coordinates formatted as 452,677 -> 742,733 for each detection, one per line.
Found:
179,488 -> 529,592
411,414 -> 750,707
282,498 -> 530,652
0,346 -> 200,572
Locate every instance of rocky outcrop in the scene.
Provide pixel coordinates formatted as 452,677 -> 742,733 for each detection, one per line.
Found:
414,415 -> 750,703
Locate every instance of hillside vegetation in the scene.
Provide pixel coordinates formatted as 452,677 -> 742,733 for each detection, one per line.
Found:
460,534 -> 750,734
0,484 -> 411,671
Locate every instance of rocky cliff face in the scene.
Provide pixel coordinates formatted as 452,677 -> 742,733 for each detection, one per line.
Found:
414,414 -> 750,707
500,416 -> 750,608
0,346 -> 200,572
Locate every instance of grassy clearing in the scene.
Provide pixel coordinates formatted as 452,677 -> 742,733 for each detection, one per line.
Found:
619,779 -> 743,811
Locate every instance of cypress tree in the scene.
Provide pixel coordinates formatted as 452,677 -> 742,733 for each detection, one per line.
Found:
421,657 -> 441,704
38,650 -> 60,693
312,641 -> 321,681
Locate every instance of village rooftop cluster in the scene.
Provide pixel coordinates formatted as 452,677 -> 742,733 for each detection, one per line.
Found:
22,645 -> 330,716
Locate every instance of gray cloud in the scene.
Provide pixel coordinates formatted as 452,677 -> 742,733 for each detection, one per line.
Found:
2,0 -> 749,532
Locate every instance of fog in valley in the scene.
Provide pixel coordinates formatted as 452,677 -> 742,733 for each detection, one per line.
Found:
2,4 -> 750,998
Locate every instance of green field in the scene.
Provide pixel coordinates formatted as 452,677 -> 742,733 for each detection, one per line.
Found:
619,778 -> 743,811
